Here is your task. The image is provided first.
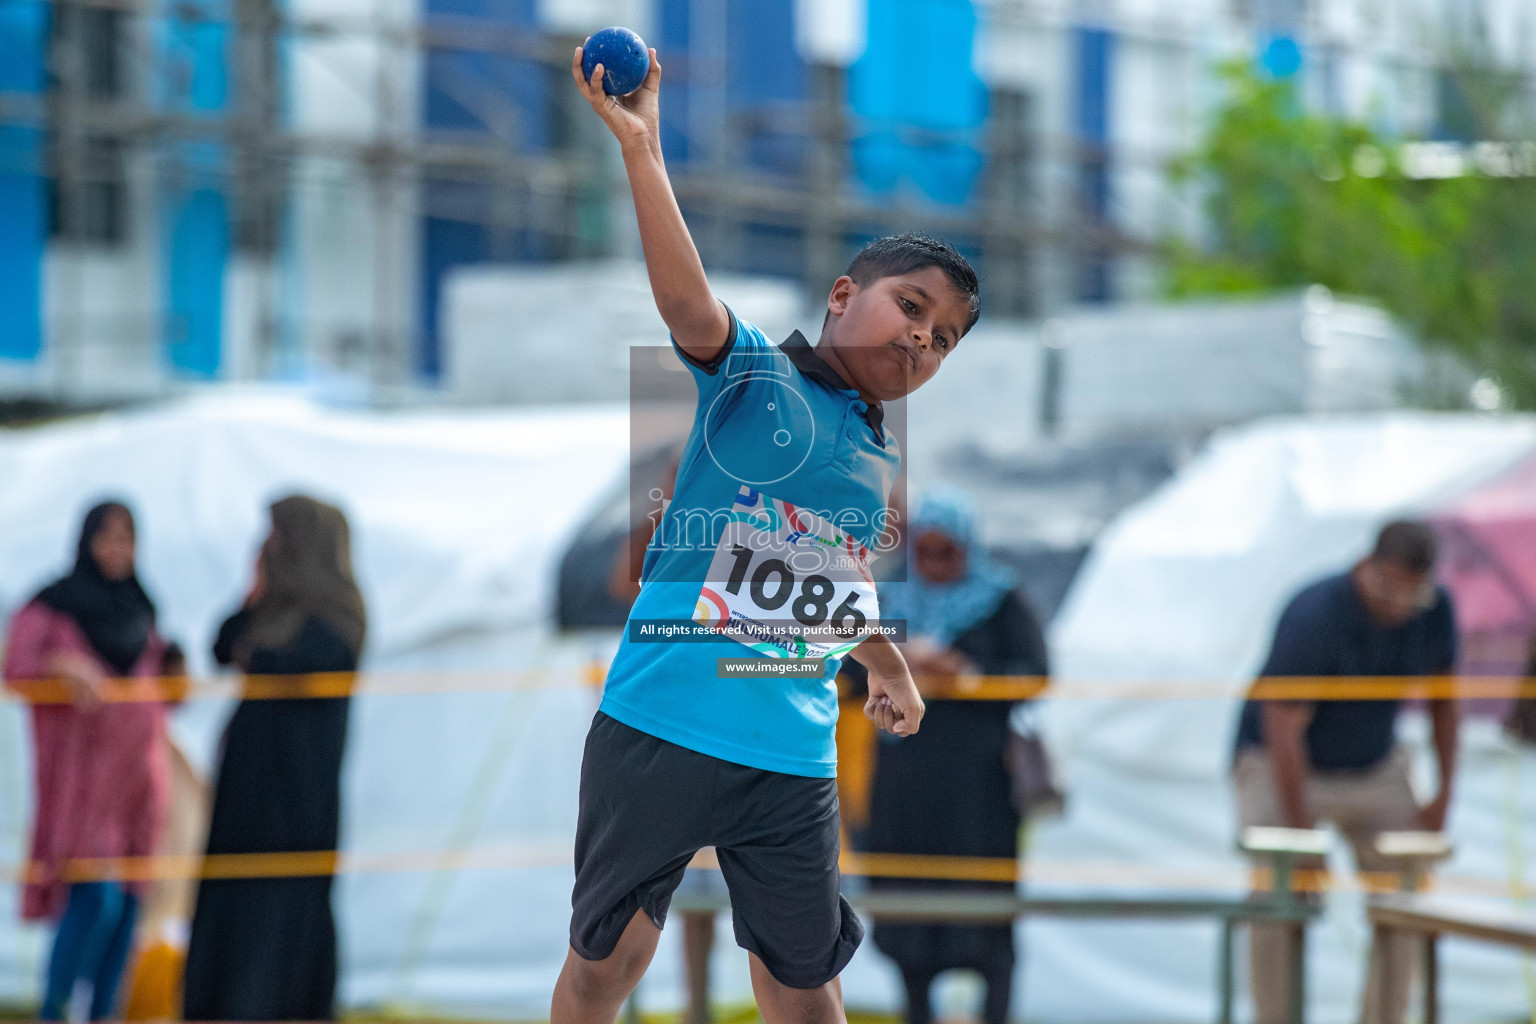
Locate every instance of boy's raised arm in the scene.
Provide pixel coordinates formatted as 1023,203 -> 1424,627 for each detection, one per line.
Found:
572,45 -> 731,364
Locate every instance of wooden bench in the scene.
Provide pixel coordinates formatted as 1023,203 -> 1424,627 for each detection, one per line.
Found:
1236,827 -> 1334,1024
1373,831 -> 1454,892
1229,829 -> 1456,1024
660,828 -> 1331,1024
1367,893 -> 1536,1024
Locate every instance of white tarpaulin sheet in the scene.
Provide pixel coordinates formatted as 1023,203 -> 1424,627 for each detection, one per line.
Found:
3,402 -> 1536,1023
1033,413 -> 1536,1023
0,394 -> 633,1014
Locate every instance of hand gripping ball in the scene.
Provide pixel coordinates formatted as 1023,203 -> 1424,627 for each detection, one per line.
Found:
582,26 -> 650,97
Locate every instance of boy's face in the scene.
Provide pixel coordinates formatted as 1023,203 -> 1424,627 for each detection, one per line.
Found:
823,266 -> 971,402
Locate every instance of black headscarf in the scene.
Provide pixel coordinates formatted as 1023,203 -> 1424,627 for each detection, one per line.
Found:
35,501 -> 157,676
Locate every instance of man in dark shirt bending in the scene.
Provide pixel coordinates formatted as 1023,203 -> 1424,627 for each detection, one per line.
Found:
1232,520 -> 1458,1024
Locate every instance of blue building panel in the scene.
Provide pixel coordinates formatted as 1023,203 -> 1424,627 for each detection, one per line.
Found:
1075,26 -> 1112,144
159,0 -> 232,376
0,128 -> 46,364
418,0 -> 548,379
163,189 -> 229,378
726,0 -> 804,177
171,21 -> 231,111
654,0 -> 693,164
0,0 -> 48,363
424,51 -> 551,149
1074,24 -> 1113,302
419,211 -> 490,379
415,0 -> 1011,376
849,0 -> 987,207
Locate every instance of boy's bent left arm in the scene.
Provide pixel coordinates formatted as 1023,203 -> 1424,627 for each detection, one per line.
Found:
848,634 -> 924,736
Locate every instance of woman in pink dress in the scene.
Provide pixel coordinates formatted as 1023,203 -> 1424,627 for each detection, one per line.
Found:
3,501 -> 171,1021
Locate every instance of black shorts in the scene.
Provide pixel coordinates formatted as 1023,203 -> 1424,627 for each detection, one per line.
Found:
570,712 -> 863,988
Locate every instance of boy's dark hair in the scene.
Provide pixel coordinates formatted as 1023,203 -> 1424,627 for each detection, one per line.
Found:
845,233 -> 981,333
1371,519 -> 1438,574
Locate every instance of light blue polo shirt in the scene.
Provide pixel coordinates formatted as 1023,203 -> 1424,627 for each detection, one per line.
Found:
600,311 -> 901,778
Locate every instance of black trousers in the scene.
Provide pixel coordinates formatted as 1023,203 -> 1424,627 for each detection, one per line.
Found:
899,947 -> 1015,1024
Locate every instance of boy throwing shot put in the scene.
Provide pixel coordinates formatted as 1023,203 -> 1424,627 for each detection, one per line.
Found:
555,40 -> 981,1024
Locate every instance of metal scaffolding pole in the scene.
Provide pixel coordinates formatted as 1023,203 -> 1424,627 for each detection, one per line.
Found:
4,0 -> 1158,399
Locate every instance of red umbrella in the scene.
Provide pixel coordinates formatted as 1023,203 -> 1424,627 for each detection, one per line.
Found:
1433,452 -> 1536,682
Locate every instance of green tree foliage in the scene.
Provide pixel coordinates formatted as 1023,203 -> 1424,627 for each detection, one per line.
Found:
1166,61 -> 1536,406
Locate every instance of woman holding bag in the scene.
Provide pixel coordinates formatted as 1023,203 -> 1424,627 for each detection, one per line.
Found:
859,488 -> 1052,1024
3,501 -> 174,1021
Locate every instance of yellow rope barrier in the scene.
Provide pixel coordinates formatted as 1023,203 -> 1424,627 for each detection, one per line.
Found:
4,670 -> 1534,704
0,847 -> 1515,899
0,670 -> 1522,891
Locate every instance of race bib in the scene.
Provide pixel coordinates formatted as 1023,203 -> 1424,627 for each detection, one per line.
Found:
693,486 -> 880,660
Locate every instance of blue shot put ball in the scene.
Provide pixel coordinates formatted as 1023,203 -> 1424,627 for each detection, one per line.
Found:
582,27 -> 650,96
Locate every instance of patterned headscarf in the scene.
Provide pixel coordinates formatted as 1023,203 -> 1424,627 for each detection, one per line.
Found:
878,487 -> 1016,646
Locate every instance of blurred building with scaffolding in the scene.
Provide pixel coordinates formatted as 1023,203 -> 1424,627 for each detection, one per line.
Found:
0,0 -> 1531,405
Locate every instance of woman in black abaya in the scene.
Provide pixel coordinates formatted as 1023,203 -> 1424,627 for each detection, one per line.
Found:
861,488 -> 1050,1024
182,495 -> 366,1021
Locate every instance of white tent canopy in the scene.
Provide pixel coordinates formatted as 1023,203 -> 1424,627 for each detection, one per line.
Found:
1034,413 -> 1536,1023
3,402 -> 1536,1022
0,394 -> 632,1013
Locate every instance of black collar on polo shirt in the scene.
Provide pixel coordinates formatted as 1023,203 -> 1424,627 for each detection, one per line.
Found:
779,331 -> 887,447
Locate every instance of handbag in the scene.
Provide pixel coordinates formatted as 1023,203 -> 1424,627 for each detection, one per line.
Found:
1004,727 -> 1065,820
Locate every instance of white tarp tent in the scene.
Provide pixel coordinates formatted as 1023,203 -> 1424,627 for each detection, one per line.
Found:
1033,413 -> 1536,1023
0,393 -> 634,1013
4,400 -> 1536,1023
